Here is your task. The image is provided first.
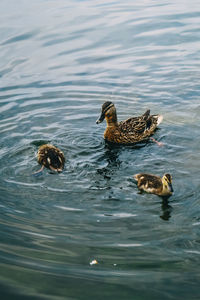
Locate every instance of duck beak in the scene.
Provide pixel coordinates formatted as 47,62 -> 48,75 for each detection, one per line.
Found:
96,111 -> 105,124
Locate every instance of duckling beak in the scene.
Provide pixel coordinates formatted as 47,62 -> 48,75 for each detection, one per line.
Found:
96,112 -> 105,124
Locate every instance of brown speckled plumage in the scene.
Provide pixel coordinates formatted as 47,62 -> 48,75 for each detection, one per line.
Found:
134,173 -> 173,197
37,144 -> 65,172
96,102 -> 163,144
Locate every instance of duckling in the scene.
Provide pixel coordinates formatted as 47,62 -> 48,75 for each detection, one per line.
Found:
35,144 -> 65,174
96,101 -> 163,145
133,173 -> 173,197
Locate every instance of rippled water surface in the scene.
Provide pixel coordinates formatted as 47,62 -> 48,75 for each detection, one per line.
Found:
1,0 -> 200,299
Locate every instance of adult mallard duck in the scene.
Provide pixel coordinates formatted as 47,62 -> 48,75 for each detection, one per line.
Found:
96,101 -> 163,145
133,173 -> 173,197
35,144 -> 65,174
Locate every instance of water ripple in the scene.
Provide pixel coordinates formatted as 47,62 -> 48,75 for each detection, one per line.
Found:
0,0 -> 200,298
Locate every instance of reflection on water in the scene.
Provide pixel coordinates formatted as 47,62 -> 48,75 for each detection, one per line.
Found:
160,198 -> 173,221
97,144 -> 121,176
0,0 -> 200,299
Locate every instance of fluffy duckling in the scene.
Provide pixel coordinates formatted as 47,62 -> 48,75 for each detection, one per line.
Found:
133,173 -> 173,197
35,144 -> 65,174
96,101 -> 163,145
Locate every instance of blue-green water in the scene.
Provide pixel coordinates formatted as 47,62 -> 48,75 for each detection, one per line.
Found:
0,0 -> 200,299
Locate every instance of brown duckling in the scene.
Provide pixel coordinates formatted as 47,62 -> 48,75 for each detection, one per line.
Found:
133,173 -> 173,197
96,101 -> 163,145
35,144 -> 65,174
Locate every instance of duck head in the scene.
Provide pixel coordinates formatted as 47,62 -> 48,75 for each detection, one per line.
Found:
96,101 -> 117,125
162,173 -> 173,194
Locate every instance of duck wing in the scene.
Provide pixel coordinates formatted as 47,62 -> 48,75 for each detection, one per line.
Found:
134,173 -> 163,192
119,110 -> 163,135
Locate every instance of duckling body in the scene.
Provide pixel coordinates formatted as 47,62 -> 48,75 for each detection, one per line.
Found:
96,102 -> 163,144
37,144 -> 65,173
134,173 -> 173,197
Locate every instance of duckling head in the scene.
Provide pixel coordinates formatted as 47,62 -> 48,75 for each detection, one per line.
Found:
96,101 -> 117,124
162,173 -> 173,194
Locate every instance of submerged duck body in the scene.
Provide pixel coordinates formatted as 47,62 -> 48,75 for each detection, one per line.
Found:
96,101 -> 163,144
134,173 -> 173,197
37,144 -> 65,173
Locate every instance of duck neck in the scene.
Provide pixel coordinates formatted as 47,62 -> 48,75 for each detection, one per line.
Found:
105,114 -> 118,127
162,179 -> 170,194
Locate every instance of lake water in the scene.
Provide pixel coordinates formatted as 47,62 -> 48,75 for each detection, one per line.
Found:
0,0 -> 200,299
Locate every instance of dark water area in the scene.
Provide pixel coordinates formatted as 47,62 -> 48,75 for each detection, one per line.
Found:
0,0 -> 200,299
